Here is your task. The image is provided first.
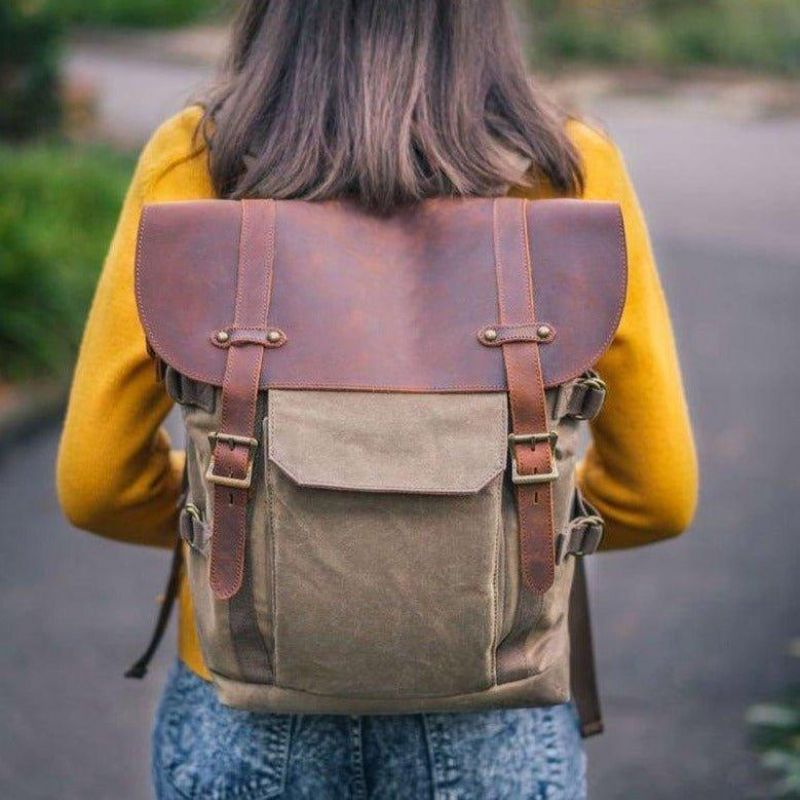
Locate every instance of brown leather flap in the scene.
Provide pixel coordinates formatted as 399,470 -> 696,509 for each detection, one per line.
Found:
267,390 -> 508,495
135,198 -> 626,392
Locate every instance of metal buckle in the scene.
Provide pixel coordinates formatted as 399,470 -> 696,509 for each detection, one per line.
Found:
572,374 -> 607,420
180,503 -> 204,549
205,432 -> 258,489
555,517 -> 604,564
508,431 -> 559,485
579,519 -> 604,555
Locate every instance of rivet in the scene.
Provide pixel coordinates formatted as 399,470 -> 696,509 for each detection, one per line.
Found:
267,329 -> 282,344
483,328 -> 498,342
215,330 -> 230,343
537,324 -> 552,339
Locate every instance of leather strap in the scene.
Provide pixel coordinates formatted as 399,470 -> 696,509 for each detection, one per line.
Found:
125,462 -> 188,679
208,199 -> 277,600
492,199 -> 556,594
477,322 -> 556,347
569,558 -> 604,737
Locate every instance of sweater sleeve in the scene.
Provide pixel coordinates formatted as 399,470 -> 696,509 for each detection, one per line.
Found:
571,124 -> 699,548
56,107 -> 210,548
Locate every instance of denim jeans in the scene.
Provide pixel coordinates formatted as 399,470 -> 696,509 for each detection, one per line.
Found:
152,660 -> 586,799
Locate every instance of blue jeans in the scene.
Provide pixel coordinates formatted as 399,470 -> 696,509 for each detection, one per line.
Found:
152,660 -> 586,799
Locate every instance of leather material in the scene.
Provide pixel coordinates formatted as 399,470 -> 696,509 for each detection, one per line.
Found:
208,200 -> 277,600
210,327 -> 287,349
493,199 -> 556,595
477,322 -> 556,347
136,198 -> 627,393
569,559 -> 604,737
133,195 -> 626,714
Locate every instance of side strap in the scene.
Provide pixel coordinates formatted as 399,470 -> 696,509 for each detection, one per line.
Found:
124,538 -> 183,679
492,198 -> 556,594
569,558 -> 604,737
125,461 -> 188,680
207,200 -> 277,600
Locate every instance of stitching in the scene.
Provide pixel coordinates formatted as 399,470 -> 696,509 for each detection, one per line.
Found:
489,475 -> 502,687
265,414 -> 281,686
208,660 -> 560,699
268,459 -> 505,495
136,200 -> 628,395
216,202 -> 247,440
519,199 -> 552,589
492,199 -> 507,325
267,392 -> 508,495
535,201 -> 628,387
477,323 -> 557,347
521,199 -> 537,321
526,201 -> 555,590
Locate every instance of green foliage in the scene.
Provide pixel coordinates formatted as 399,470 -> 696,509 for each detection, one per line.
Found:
527,0 -> 800,75
0,1 -> 62,140
747,644 -> 800,798
0,143 -> 135,382
45,0 -> 222,29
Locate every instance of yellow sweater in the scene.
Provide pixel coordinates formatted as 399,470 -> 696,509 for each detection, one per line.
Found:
57,106 -> 698,681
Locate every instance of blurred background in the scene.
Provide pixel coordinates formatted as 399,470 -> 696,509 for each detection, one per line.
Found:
1,1 -> 798,798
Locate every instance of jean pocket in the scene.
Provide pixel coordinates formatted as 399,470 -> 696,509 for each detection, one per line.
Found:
423,705 -> 586,800
153,662 -> 291,800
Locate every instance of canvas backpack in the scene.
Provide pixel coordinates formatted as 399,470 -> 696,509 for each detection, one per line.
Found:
130,197 -> 626,736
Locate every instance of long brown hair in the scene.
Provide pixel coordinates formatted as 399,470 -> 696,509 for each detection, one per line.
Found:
201,0 -> 583,213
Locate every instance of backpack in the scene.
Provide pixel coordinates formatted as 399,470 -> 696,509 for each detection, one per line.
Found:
131,197 -> 626,735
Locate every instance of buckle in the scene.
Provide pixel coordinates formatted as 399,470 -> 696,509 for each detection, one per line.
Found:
508,431 -> 559,485
555,517 -> 604,564
205,432 -> 258,489
571,374 -> 607,420
180,504 -> 207,552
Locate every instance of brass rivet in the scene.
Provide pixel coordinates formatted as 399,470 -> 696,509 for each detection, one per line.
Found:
483,328 -> 498,342
267,330 -> 282,344
215,330 -> 230,343
537,324 -> 552,339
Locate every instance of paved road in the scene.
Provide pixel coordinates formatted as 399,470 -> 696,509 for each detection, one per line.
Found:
1,45 -> 798,800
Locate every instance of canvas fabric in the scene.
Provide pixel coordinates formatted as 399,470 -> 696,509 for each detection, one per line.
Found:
172,373 -> 588,714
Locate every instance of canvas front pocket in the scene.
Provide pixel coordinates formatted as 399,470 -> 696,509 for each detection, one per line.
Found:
264,389 -> 508,699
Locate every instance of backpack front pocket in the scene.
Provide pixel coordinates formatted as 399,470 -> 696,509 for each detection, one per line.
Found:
264,389 -> 508,699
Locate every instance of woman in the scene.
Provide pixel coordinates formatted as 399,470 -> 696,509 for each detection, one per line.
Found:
57,1 -> 698,797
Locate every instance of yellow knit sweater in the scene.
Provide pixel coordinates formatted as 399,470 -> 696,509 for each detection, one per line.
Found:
57,106 -> 698,681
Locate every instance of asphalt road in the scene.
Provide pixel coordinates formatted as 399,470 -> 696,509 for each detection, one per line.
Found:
1,48 -> 798,800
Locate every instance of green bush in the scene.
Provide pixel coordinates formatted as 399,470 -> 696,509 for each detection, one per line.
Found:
527,0 -> 800,75
0,2 -> 62,140
0,144 -> 135,382
748,691 -> 800,795
45,0 -> 222,29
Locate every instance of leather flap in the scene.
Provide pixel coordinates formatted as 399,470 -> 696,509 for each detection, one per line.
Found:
267,390 -> 508,495
136,197 -> 626,392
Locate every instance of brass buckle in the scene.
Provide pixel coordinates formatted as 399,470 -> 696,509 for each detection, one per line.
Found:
205,432 -> 258,489
572,374 -> 607,420
555,517 -> 604,564
508,431 -> 559,485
